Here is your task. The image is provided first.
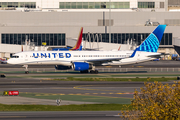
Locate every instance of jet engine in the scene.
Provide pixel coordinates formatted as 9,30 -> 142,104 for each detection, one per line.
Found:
72,62 -> 92,71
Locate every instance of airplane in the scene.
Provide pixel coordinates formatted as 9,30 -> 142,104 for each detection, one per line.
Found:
0,58 -> 7,64
52,27 -> 83,51
7,25 -> 166,74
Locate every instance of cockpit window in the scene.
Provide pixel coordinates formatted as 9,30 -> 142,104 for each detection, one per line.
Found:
11,56 -> 19,58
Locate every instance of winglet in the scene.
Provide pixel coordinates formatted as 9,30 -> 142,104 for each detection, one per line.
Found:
71,27 -> 83,50
130,25 -> 166,57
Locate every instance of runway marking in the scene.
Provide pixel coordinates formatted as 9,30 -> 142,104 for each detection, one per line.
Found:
136,66 -> 144,68
73,85 -> 123,92
24,92 -> 136,96
81,95 -> 121,99
52,88 -> 74,90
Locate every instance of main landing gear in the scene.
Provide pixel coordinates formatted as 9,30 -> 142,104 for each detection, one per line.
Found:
80,70 -> 89,73
80,70 -> 98,74
90,70 -> 98,74
79,65 -> 98,74
89,65 -> 98,74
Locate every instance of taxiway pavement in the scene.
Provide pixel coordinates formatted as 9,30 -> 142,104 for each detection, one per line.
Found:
0,111 -> 122,120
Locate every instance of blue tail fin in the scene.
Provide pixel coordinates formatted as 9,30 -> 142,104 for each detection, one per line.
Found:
131,25 -> 166,57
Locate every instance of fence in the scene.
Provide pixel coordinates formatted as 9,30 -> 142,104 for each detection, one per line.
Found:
1,67 -> 180,73
24,68 -> 180,73
97,68 -> 180,73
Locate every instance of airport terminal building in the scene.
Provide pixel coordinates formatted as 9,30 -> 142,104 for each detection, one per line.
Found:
0,0 -> 180,58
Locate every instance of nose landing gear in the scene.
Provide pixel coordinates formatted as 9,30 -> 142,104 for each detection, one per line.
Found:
23,65 -> 29,74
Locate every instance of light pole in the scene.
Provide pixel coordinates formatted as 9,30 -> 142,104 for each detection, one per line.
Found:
109,0 -> 111,43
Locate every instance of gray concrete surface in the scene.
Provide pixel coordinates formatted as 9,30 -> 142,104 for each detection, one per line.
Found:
0,111 -> 121,120
0,78 -> 178,105
0,96 -> 99,105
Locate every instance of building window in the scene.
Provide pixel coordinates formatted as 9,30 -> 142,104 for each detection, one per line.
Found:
71,2 -> 76,9
160,2 -> 164,8
59,2 -> 129,9
46,34 -> 49,46
77,2 -> 82,9
2,34 -> 5,43
0,2 -> 36,8
101,2 -> 106,8
95,2 -> 100,9
6,34 -> 9,44
83,2 -> 88,9
54,34 -> 58,46
14,34 -> 17,44
160,33 -> 173,45
89,2 -> 94,9
18,34 -> 21,44
138,2 -> 155,8
1,33 -> 66,46
82,33 -> 172,46
59,2 -> 65,9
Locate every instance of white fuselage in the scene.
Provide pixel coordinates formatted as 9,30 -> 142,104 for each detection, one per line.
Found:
7,50 -> 133,65
102,51 -> 160,65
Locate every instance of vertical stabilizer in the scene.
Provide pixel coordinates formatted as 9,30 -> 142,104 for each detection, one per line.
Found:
71,27 -> 83,50
131,25 -> 166,57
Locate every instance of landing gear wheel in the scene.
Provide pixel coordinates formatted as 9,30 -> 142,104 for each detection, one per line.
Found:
95,70 -> 98,74
90,70 -> 98,74
85,70 -> 89,73
80,70 -> 89,73
25,71 -> 29,74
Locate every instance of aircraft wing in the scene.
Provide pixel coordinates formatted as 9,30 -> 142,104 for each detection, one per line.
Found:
72,57 -> 124,65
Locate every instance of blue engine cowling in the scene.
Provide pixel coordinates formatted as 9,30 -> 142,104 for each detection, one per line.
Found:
55,65 -> 72,70
73,62 -> 92,71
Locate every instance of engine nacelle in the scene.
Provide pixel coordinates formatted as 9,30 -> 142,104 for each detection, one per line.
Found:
55,65 -> 72,70
72,62 -> 92,71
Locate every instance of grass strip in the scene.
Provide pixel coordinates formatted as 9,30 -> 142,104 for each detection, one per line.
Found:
0,104 -> 131,111
19,93 -> 132,104
53,77 -> 177,82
